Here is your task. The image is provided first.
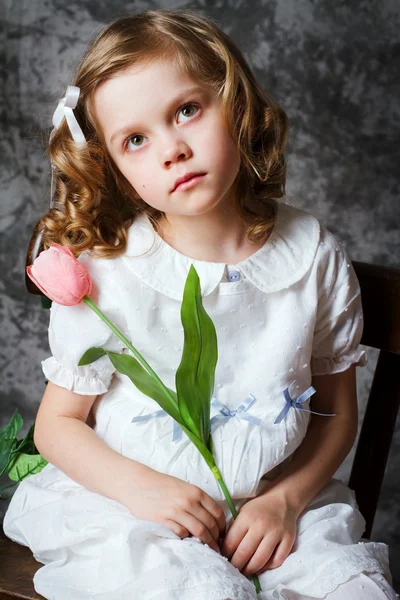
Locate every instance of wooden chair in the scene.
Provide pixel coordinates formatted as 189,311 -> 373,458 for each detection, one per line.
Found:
348,261 -> 400,536
1,260 -> 399,599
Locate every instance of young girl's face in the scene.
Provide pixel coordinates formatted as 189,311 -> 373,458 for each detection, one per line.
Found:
92,57 -> 241,219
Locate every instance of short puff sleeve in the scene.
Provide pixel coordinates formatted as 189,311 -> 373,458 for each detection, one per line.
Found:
311,229 -> 367,376
41,253 -> 126,395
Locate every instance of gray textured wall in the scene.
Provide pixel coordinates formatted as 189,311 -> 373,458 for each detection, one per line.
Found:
1,0 -> 399,589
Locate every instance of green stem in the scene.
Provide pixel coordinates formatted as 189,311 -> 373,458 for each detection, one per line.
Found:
210,465 -> 262,594
83,296 -> 178,412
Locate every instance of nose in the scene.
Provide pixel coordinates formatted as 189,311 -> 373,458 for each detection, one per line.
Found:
161,135 -> 192,168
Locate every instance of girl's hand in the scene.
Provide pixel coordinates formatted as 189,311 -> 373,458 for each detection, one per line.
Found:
125,469 -> 226,553
220,488 -> 298,576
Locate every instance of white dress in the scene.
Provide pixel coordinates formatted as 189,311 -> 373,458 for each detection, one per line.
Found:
3,200 -> 392,600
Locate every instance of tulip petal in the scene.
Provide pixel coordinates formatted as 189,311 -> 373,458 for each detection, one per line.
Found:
51,243 -> 76,259
26,266 -> 52,299
26,244 -> 92,306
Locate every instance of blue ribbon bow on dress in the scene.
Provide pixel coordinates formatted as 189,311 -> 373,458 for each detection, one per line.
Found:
131,394 -> 262,443
274,385 -> 336,424
209,394 -> 262,432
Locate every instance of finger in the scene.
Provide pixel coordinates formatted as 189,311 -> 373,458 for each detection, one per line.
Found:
200,495 -> 226,537
164,519 -> 190,540
229,529 -> 264,573
191,503 -> 221,543
242,536 -> 277,577
258,535 -> 296,572
178,511 -> 219,552
220,519 -> 248,559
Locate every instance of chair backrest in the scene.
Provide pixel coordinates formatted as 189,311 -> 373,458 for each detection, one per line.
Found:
349,261 -> 400,538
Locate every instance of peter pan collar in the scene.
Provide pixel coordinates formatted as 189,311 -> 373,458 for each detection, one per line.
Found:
123,200 -> 320,301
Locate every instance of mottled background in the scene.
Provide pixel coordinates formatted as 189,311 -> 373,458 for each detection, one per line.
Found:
1,0 -> 399,590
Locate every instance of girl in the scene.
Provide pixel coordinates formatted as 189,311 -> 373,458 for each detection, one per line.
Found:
3,8 -> 396,600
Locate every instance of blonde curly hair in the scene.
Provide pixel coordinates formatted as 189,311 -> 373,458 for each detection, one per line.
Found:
38,8 -> 288,258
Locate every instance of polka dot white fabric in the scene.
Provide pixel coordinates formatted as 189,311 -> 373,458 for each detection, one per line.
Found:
3,201 -> 394,599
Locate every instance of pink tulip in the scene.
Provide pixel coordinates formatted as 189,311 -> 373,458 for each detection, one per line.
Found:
26,244 -> 92,306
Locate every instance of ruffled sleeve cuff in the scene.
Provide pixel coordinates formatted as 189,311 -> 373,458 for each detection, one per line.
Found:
41,356 -> 113,395
311,348 -> 368,376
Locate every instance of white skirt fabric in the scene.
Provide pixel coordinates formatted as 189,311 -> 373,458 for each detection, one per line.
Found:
3,464 -> 392,600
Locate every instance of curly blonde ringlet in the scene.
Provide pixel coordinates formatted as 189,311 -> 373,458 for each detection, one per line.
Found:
39,8 -> 288,258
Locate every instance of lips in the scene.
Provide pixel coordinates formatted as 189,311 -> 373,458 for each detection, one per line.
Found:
171,172 -> 206,193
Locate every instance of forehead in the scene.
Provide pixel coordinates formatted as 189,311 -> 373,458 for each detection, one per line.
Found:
105,57 -> 197,93
92,58 -> 203,127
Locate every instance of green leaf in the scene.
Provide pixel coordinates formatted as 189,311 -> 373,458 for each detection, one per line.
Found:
16,439 -> 37,455
176,266 -> 218,445
106,352 -> 182,425
78,347 -> 107,366
180,424 -> 216,471
0,410 -> 23,476
40,295 -> 52,310
14,423 -> 38,455
0,480 -> 19,500
8,453 -> 48,482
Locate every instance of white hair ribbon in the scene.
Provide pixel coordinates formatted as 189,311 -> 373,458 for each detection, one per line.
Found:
52,85 -> 86,144
49,86 -> 86,205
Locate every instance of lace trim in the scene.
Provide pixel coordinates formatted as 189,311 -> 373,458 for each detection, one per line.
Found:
148,578 -> 256,600
131,559 -> 257,600
159,543 -> 257,600
279,543 -> 390,599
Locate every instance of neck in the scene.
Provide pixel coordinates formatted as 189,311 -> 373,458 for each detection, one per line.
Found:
156,200 -> 264,264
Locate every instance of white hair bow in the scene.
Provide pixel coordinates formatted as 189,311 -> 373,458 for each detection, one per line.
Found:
52,85 -> 86,144
49,86 -> 87,203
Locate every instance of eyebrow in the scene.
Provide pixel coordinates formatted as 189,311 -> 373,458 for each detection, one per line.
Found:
109,86 -> 205,145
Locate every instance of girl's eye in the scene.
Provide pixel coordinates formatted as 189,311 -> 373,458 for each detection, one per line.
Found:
124,104 -> 199,152
177,103 -> 199,123
125,134 -> 147,152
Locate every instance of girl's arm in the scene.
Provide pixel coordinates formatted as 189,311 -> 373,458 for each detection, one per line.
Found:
34,382 -> 225,550
34,381 -> 154,505
260,364 -> 359,515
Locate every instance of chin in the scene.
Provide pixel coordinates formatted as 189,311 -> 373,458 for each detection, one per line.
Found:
184,196 -> 226,216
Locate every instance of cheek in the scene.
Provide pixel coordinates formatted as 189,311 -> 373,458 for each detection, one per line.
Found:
202,118 -> 240,165
119,159 -> 157,191
213,131 -> 240,170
